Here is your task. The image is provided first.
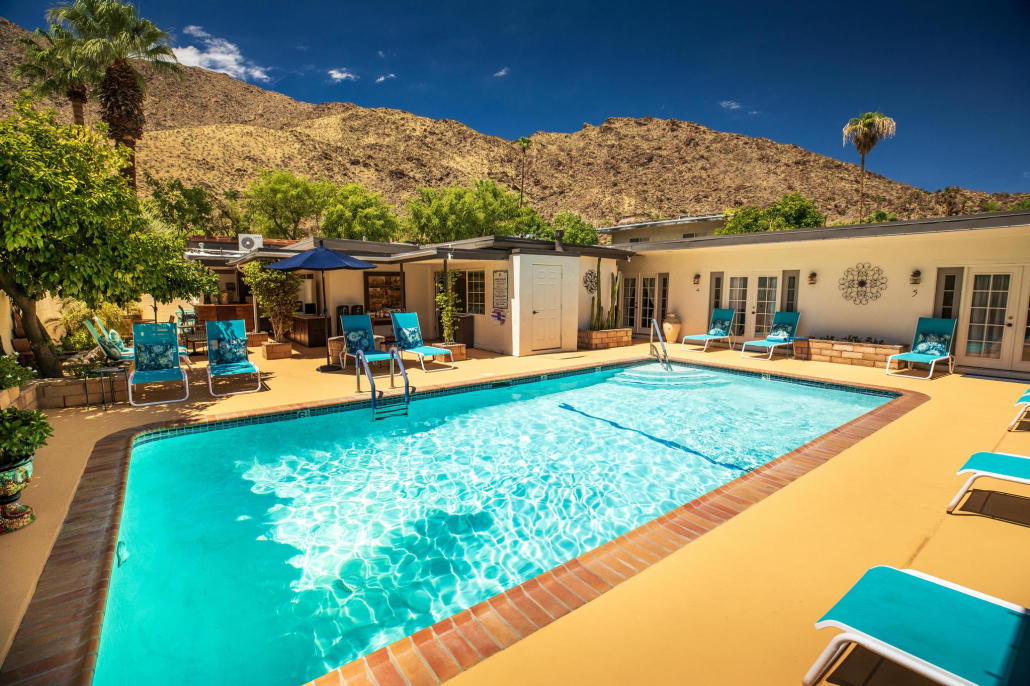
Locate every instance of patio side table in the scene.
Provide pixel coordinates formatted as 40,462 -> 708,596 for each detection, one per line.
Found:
85,367 -> 129,410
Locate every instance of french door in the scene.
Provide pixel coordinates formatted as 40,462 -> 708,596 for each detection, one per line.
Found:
623,273 -> 669,335
956,266 -> 1029,371
725,273 -> 780,341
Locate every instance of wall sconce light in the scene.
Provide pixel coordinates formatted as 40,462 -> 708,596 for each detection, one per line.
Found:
808,271 -> 817,285
693,273 -> 701,285
910,269 -> 921,285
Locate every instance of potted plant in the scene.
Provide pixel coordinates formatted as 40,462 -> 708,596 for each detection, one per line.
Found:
0,408 -> 53,535
577,258 -> 632,350
241,261 -> 304,360
434,271 -> 467,360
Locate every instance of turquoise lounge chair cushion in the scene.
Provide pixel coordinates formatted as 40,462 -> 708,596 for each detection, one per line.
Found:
209,361 -> 259,377
913,332 -> 951,357
135,342 -> 179,371
406,345 -> 451,358
960,451 -> 1030,481
1018,390 -> 1030,405
360,351 -> 392,363
132,367 -> 184,385
708,319 -> 731,337
684,333 -> 725,341
819,566 -> 1030,686
397,326 -> 423,350
108,330 -> 129,352
743,339 -> 784,349
97,335 -> 125,362
891,351 -> 947,364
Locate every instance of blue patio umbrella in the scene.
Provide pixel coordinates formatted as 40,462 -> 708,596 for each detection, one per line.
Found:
266,242 -> 377,371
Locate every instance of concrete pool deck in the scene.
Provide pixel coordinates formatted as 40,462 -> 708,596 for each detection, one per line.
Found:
2,342 -> 1029,685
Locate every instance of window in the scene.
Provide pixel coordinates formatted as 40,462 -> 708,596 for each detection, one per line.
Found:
934,268 -> 963,320
682,232 -> 698,239
628,237 -> 649,243
364,272 -> 404,312
466,270 -> 486,314
727,276 -> 748,336
964,273 -> 1010,359
622,276 -> 637,328
780,270 -> 799,313
434,269 -> 485,314
754,276 -> 779,335
709,272 -> 724,323
657,274 -> 669,323
639,277 -> 657,328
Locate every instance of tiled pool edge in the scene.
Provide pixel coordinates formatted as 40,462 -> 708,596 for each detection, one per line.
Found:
0,357 -> 926,686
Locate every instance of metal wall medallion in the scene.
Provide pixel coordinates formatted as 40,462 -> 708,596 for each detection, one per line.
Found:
582,269 -> 598,294
839,263 -> 888,305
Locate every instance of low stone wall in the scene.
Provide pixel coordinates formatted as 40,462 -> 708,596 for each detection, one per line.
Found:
0,383 -> 38,411
577,328 -> 633,350
34,376 -> 128,409
808,340 -> 909,369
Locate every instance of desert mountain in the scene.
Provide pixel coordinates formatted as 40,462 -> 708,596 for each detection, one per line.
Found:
2,16 -> 1023,226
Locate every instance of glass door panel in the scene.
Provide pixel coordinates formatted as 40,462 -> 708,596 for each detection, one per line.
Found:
621,276 -> 637,329
639,276 -> 657,332
754,276 -> 779,336
727,276 -> 748,337
964,273 -> 1009,360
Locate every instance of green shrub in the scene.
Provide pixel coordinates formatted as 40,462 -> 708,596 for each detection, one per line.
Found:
0,355 -> 37,390
863,210 -> 899,224
717,194 -> 824,234
240,261 -> 304,342
0,407 -> 53,464
60,329 -> 96,352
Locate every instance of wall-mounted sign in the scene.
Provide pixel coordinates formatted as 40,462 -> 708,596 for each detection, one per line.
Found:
493,269 -> 509,309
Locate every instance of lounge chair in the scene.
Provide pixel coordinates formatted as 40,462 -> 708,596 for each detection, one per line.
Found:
739,311 -> 801,360
886,317 -> 957,380
681,308 -> 735,352
1007,389 -> 1030,431
128,323 -> 190,406
946,451 -> 1030,513
803,565 -> 1030,686
390,312 -> 455,372
85,320 -> 133,363
340,314 -> 392,372
205,320 -> 262,397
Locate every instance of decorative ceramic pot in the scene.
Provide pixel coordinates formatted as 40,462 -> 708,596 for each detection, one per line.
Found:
662,312 -> 681,343
0,456 -> 35,535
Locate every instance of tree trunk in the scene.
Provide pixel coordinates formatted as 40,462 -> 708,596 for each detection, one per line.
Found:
71,98 -> 85,127
118,136 -> 137,188
858,154 -> 866,224
0,275 -> 63,378
66,84 -> 87,127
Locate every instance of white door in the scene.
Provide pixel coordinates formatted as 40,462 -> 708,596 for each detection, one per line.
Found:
531,264 -> 562,351
956,267 -> 1023,370
726,273 -> 780,341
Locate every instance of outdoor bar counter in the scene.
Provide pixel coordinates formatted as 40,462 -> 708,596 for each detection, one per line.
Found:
194,303 -> 255,332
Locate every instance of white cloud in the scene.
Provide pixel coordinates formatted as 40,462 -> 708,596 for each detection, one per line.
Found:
296,42 -> 308,51
375,73 -> 396,83
378,50 -> 385,58
1023,171 -> 1030,179
328,68 -> 359,81
173,27 -> 270,82
719,100 -> 741,110
748,110 -> 759,115
494,67 -> 509,77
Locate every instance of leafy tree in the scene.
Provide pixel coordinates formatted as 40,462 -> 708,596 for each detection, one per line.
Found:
435,270 -> 461,344
142,172 -> 215,235
212,189 -> 251,237
47,0 -> 182,186
842,111 -> 896,223
514,136 -> 531,208
403,179 -> 547,244
244,170 -> 323,240
239,261 -> 303,343
319,184 -> 401,242
716,194 -> 825,234
0,97 -> 216,377
980,200 -> 1002,213
536,210 -> 599,245
1014,196 -> 1030,210
13,24 -> 99,126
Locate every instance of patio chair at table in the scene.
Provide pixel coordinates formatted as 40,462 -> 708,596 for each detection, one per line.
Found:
681,308 -> 736,352
205,320 -> 262,397
886,317 -> 957,380
128,322 -> 190,406
803,565 -> 1030,686
390,312 -> 455,372
739,311 -> 801,361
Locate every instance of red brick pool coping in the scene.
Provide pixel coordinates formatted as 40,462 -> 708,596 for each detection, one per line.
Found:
0,357 -> 928,686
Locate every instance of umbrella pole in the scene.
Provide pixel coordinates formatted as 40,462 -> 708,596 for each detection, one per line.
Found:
318,270 -> 334,372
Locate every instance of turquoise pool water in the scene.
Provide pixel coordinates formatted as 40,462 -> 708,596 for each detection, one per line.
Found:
94,364 -> 889,686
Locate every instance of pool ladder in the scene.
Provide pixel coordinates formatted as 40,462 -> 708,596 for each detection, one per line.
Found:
649,318 -> 673,371
355,348 -> 413,420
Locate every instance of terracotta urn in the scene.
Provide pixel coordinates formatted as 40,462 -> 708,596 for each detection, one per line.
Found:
662,312 -> 681,343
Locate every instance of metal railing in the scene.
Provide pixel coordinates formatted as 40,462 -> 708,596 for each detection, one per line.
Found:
355,348 -> 412,419
649,318 -> 672,371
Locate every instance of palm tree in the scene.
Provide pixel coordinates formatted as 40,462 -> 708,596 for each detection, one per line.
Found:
13,25 -> 99,126
47,0 -> 181,186
514,136 -> 531,207
842,111 -> 896,224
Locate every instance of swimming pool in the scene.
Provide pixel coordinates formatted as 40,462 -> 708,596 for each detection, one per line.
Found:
94,363 -> 891,686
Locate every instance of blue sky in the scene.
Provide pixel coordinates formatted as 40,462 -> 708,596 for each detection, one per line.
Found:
7,0 -> 1030,193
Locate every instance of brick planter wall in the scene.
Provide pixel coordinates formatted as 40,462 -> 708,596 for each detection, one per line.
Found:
262,341 -> 293,360
577,328 -> 633,350
246,331 -> 269,347
436,343 -> 467,361
34,376 -> 128,408
0,383 -> 39,410
809,340 -> 909,369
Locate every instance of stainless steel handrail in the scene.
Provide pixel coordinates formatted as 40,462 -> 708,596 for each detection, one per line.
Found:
354,350 -> 380,411
388,347 -> 411,405
649,318 -> 672,370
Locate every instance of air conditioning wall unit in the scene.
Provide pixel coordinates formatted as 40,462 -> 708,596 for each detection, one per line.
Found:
238,234 -> 263,251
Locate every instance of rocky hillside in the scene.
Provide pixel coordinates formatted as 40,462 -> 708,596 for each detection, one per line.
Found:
3,16 -> 1024,226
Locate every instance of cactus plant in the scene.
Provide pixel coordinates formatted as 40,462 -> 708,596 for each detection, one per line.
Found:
588,259 -> 623,331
